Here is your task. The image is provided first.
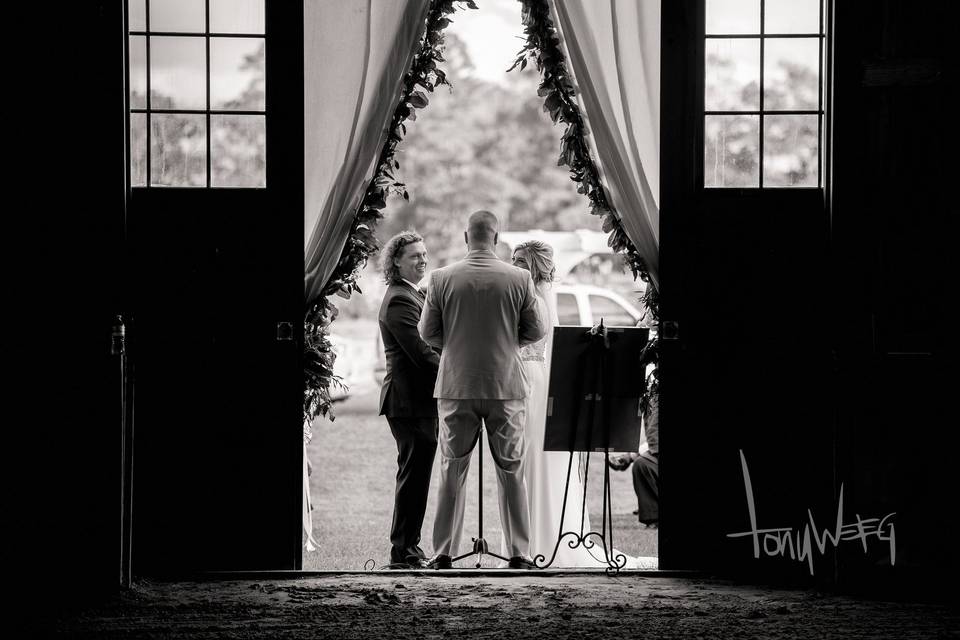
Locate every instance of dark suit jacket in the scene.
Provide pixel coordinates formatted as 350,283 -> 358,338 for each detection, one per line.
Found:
378,282 -> 440,417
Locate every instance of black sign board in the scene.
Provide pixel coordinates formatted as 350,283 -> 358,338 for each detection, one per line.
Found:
544,325 -> 649,452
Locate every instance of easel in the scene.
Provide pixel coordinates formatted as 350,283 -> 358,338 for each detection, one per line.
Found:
534,320 -> 646,573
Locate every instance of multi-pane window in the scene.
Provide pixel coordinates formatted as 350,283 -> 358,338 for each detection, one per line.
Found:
128,0 -> 266,188
704,0 -> 825,188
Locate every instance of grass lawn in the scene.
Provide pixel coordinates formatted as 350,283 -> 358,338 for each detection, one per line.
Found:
305,320 -> 657,570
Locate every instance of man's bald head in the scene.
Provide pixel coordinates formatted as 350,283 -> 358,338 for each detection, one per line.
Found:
465,210 -> 499,248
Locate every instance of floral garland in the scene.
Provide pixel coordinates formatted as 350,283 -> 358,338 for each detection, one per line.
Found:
304,0 -> 478,426
305,0 -> 662,428
509,0 -> 660,407
509,0 -> 659,320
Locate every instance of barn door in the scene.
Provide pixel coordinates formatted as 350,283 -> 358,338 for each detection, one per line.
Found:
127,0 -> 303,573
659,0 -> 838,581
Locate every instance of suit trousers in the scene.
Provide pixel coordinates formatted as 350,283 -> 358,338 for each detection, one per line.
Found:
387,416 -> 438,562
433,398 -> 531,558
632,454 -> 659,525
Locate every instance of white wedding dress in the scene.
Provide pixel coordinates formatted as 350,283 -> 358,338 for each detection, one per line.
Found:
503,288 -> 646,568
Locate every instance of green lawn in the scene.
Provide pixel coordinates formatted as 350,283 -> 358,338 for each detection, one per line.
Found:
304,335 -> 658,570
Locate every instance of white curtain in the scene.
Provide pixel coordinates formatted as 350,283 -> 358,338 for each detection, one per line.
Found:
552,0 -> 660,289
302,0 -> 430,550
304,0 -> 432,307
302,441 -> 319,552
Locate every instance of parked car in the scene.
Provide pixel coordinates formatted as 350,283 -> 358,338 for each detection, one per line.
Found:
371,283 -> 643,386
552,283 -> 642,327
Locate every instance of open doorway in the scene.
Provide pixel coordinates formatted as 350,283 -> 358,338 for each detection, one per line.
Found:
303,0 -> 659,570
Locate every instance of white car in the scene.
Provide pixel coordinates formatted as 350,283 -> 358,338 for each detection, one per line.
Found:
551,283 -> 643,327
372,283 -> 643,386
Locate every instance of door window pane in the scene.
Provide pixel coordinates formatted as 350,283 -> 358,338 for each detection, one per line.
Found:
129,0 -> 146,31
763,114 -> 818,187
765,0 -> 820,34
151,114 -> 207,187
210,0 -> 265,34
129,35 -> 147,109
131,113 -> 148,187
764,38 -> 820,111
212,115 -> 266,187
150,0 -> 205,33
150,36 -> 206,110
556,293 -> 581,325
210,38 -> 265,111
706,0 -> 759,35
705,115 -> 760,187
706,39 -> 760,111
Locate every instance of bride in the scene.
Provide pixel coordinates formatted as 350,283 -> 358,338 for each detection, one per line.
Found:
504,240 -> 637,568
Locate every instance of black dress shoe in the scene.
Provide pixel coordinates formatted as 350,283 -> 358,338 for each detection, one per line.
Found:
391,546 -> 426,565
427,554 -> 453,570
508,555 -> 539,570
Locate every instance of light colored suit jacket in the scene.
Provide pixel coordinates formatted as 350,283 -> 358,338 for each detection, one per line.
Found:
419,249 -> 546,400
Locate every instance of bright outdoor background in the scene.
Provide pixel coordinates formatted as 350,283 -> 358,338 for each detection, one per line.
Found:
304,1 -> 656,570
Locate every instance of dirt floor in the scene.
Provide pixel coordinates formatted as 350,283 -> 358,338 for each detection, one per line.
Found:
43,573 -> 958,639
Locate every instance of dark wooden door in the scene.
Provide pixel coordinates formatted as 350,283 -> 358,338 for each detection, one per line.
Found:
129,0 -> 304,574
659,1 -> 837,581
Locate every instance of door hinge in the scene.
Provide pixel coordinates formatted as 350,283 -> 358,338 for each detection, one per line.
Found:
111,315 -> 126,355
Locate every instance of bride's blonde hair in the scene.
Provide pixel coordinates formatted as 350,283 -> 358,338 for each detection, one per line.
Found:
512,240 -> 555,286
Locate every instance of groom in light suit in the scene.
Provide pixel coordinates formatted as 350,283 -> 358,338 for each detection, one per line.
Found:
419,210 -> 546,569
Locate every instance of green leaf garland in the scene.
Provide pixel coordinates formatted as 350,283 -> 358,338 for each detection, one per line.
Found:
305,0 -> 661,431
303,1 -> 476,427
509,0 -> 659,321
509,0 -> 660,408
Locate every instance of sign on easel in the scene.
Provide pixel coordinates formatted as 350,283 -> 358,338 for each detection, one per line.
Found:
544,325 -> 649,452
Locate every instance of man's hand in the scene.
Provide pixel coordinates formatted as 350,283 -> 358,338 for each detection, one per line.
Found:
608,453 -> 636,471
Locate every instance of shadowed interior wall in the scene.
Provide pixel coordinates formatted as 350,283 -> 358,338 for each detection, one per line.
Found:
829,0 -> 953,593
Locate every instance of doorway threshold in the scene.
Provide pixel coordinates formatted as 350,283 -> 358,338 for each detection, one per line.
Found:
190,567 -> 700,581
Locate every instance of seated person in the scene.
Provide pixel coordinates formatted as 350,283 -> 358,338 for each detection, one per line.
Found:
610,391 -> 659,528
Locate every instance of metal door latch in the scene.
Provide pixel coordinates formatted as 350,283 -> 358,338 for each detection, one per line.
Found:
276,321 -> 295,341
660,320 -> 679,341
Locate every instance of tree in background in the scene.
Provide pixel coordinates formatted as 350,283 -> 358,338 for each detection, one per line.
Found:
379,33 -> 588,268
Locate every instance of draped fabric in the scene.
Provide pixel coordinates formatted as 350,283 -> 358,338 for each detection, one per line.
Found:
303,442 -> 320,552
551,0 -> 661,289
304,0 -> 432,307
302,0 -> 430,549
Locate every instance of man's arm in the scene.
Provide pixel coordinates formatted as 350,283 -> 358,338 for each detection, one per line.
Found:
418,281 -> 444,349
518,273 -> 546,347
386,295 -> 439,370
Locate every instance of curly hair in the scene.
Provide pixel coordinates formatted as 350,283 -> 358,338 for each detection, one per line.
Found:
512,240 -> 556,285
380,230 -> 424,285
